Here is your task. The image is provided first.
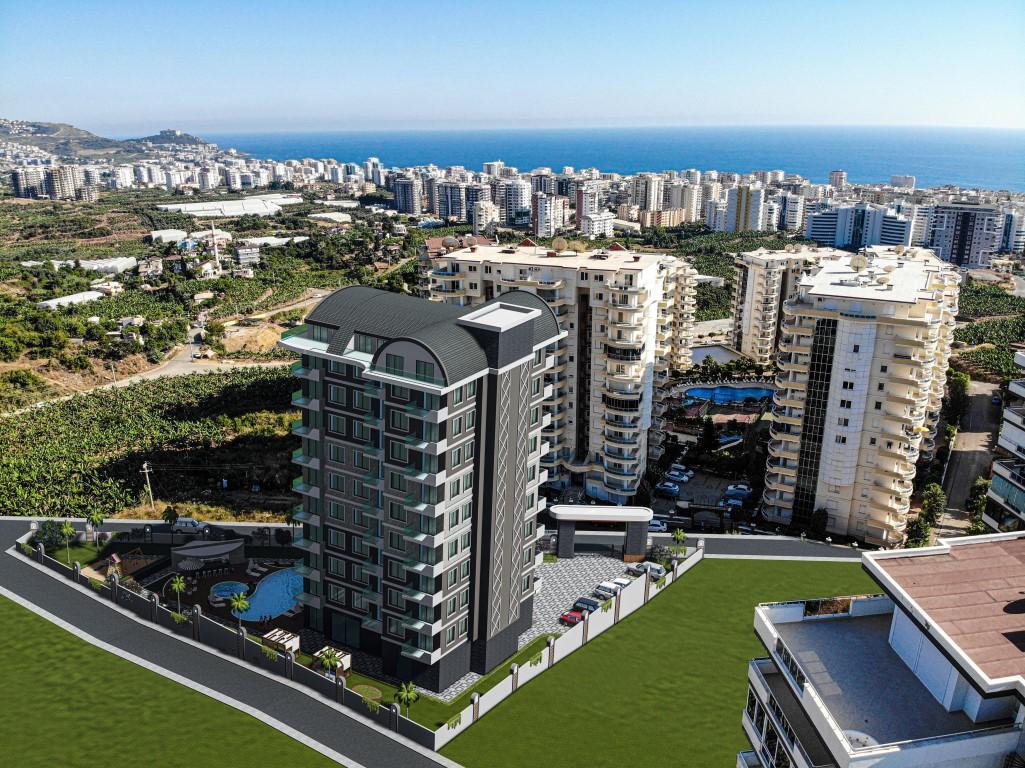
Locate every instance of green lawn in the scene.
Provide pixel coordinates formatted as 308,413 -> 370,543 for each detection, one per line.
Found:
0,596 -> 342,768
441,559 -> 876,767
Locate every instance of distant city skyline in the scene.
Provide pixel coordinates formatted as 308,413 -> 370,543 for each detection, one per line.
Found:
2,0 -> 1023,134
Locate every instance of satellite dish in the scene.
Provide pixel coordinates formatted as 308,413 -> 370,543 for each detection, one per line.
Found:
568,239 -> 586,253
464,235 -> 477,246
551,236 -> 568,252
894,245 -> 905,255
850,253 -> 869,272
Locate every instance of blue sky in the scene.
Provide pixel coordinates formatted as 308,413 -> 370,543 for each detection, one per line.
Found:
1,0 -> 1023,135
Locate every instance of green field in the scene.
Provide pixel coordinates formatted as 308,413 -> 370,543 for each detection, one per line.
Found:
442,559 -> 875,767
0,595 -> 340,768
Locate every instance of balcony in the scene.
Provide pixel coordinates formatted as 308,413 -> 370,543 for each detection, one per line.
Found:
292,504 -> 321,527
292,536 -> 320,553
290,361 -> 322,381
296,591 -> 322,609
292,563 -> 320,582
291,419 -> 320,441
291,477 -> 321,498
291,389 -> 320,410
291,448 -> 320,471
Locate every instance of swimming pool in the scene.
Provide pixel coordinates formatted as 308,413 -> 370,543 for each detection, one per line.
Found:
210,581 -> 248,599
231,568 -> 303,621
684,385 -> 774,404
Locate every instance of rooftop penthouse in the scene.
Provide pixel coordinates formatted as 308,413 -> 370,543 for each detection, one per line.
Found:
740,532 -> 1025,768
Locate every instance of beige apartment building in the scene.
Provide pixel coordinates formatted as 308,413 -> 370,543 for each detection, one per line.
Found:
731,246 -> 838,367
424,239 -> 697,504
764,245 -> 959,547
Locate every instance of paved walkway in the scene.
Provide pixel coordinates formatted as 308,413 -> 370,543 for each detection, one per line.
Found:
939,380 -> 1000,538
0,519 -> 454,768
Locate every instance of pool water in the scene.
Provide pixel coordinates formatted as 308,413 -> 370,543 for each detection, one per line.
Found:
231,568 -> 303,621
210,581 -> 248,599
684,385 -> 774,404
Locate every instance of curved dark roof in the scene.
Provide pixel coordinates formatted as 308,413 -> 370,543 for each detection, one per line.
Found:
305,286 -> 561,384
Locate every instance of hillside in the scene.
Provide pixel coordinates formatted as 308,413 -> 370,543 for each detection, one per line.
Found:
0,119 -> 211,161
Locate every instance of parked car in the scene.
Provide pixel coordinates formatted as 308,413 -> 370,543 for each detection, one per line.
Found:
560,610 -> 584,626
718,497 -> 744,510
573,597 -> 602,614
648,519 -> 668,533
626,561 -> 667,580
612,576 -> 633,591
664,470 -> 691,483
992,395 -> 1003,406
593,581 -> 621,600
726,483 -> 752,494
669,464 -> 695,479
655,481 -> 680,497
646,563 -> 667,580
172,517 -> 206,533
723,489 -> 749,501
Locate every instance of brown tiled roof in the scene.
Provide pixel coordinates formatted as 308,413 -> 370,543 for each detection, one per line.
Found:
876,537 -> 1025,682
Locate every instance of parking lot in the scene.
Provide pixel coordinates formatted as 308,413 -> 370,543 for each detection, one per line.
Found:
519,553 -> 630,645
651,469 -> 731,513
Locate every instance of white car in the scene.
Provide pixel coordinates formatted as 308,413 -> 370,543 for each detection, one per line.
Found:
612,576 -> 633,591
726,483 -> 752,494
593,581 -> 622,600
670,464 -> 696,479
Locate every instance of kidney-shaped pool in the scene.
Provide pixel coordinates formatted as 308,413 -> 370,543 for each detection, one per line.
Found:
212,569 -> 303,621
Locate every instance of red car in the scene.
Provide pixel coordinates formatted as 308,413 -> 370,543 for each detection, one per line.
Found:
560,609 -> 584,626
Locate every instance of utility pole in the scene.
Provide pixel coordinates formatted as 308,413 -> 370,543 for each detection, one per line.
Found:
110,362 -> 117,385
140,462 -> 155,510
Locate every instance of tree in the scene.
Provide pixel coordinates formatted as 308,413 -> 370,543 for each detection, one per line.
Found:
905,516 -> 931,547
671,528 -> 687,556
162,505 -> 179,545
920,483 -> 947,526
698,417 -> 717,453
395,681 -> 420,718
228,591 -> 250,628
169,574 -> 186,614
809,509 -> 829,538
944,370 -> 970,427
85,509 -> 104,551
60,519 -> 75,565
319,648 -> 343,678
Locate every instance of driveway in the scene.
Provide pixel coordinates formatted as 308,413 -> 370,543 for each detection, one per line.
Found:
939,380 -> 1000,534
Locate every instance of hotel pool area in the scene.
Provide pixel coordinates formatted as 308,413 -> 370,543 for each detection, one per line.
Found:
210,581 -> 248,599
231,568 -> 303,621
684,385 -> 774,404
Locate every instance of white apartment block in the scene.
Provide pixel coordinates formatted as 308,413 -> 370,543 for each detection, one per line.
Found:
632,173 -> 664,211
740,533 -> 1025,768
926,203 -> 1004,267
531,193 -> 568,238
471,200 -> 499,236
580,211 -> 615,239
722,185 -> 766,233
732,247 -> 830,367
764,246 -> 960,547
424,242 -> 696,504
986,350 -> 1025,532
828,169 -> 848,189
806,203 -> 913,249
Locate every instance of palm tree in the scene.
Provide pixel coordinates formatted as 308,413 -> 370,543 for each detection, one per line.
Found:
85,509 -> 104,551
671,528 -> 687,555
228,591 -> 249,629
169,574 -> 186,614
162,505 -> 179,545
319,648 -> 342,678
60,519 -> 75,566
395,681 -> 420,719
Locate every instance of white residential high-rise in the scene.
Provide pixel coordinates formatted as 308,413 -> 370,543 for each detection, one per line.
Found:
632,173 -> 664,211
530,193 -> 568,238
805,203 -> 913,249
925,203 -> 1003,267
986,349 -> 1025,532
471,200 -> 499,236
763,246 -> 960,546
497,178 -> 531,227
890,174 -> 916,189
722,185 -> 766,232
828,169 -> 848,188
580,211 -> 615,239
436,181 -> 468,222
731,247 -> 827,366
424,242 -> 696,504
393,175 -> 422,215
740,534 -> 1025,768
575,181 -> 601,225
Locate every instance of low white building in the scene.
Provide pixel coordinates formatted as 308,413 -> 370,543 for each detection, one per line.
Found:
37,290 -> 105,310
150,229 -> 187,244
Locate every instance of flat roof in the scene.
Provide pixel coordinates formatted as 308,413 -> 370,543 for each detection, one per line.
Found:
438,242 -> 665,271
801,247 -> 950,305
549,504 -> 652,522
869,534 -> 1025,687
776,612 -> 979,746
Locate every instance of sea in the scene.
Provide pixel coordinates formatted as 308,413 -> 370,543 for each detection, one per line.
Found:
201,126 -> 1025,192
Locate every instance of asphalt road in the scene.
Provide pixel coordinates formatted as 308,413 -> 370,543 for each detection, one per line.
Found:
0,519 -> 451,768
942,380 -> 1000,515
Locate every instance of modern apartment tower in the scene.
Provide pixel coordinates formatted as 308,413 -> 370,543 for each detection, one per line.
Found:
740,533 -> 1025,768
986,350 -> 1025,532
424,241 -> 697,503
280,286 -> 562,691
764,246 -> 960,546
731,247 -> 828,367
925,202 -> 1003,267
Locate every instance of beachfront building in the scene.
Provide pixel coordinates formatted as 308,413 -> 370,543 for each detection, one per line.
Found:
763,246 -> 960,546
739,532 -> 1025,768
423,240 -> 697,503
280,286 -> 562,691
986,350 -> 1025,532
731,247 -> 830,367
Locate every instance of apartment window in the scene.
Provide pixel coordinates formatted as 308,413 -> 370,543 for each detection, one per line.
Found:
327,555 -> 345,576
840,400 -> 852,409
451,387 -> 463,406
387,531 -> 404,551
447,596 -> 457,615
869,437 -> 877,446
327,414 -> 347,435
529,436 -> 538,453
388,471 -> 407,492
524,492 -> 535,511
880,365 -> 888,373
389,410 -> 409,431
387,560 -> 405,579
386,617 -> 403,637
446,626 -> 456,644
351,565 -> 368,585
464,441 -> 475,460
874,401 -> 882,410
841,381 -> 853,390
353,421 -> 370,441
385,353 -> 404,374
326,583 -> 345,605
877,383 -> 885,392
328,444 -> 346,464
466,381 -> 477,397
463,471 -> 473,492
448,540 -> 459,558
469,282 -> 478,290
462,502 -> 472,521
415,360 -> 436,383
835,435 -> 847,444
467,411 -> 477,429
352,479 -> 369,499
389,384 -> 409,401
528,464 -> 536,482
449,479 -> 461,498
524,519 -> 535,537
838,418 -> 849,427
328,384 -> 347,405
523,547 -> 532,565
450,446 -> 462,467
354,334 -> 382,354
534,350 -> 543,366
458,617 -> 468,636
461,532 -> 471,550
448,508 -> 459,528
353,450 -> 370,471
328,501 -> 345,521
447,568 -> 458,588
388,501 -> 406,522
327,528 -> 346,549
460,588 -> 469,607
852,344 -> 860,353
521,574 -> 531,594
329,472 -> 345,492
451,416 -> 463,436
532,377 -> 542,396
389,440 -> 408,462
